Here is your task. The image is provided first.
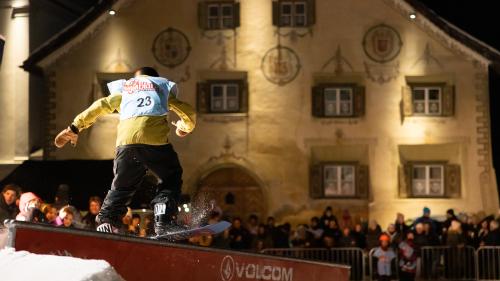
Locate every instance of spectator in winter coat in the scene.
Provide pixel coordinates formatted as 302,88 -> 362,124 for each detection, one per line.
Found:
338,227 -> 357,247
482,220 -> 500,246
319,206 -> 338,229
16,192 -> 42,222
0,184 -> 20,224
322,219 -> 342,243
384,223 -> 402,249
41,204 -> 58,225
81,196 -> 102,230
352,223 -> 367,249
60,209 -> 74,228
413,207 -> 438,234
412,223 -> 429,255
395,213 -> 409,235
366,220 -> 382,250
445,220 -> 466,247
229,217 -> 251,249
306,217 -> 324,247
372,234 -> 396,281
398,232 -> 417,281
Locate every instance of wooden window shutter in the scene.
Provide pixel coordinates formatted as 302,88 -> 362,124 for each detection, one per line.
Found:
196,82 -> 209,113
306,0 -> 316,26
353,85 -> 365,117
398,165 -> 412,198
356,165 -> 369,198
234,2 -> 241,28
402,86 -> 413,116
198,2 -> 208,29
445,164 -> 461,198
238,80 -> 249,113
442,85 -> 455,116
312,85 -> 324,117
272,1 -> 280,26
310,164 -> 323,198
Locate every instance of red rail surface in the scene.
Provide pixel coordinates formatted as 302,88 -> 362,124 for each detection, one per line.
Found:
5,222 -> 350,281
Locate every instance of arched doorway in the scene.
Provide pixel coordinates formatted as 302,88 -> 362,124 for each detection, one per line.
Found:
197,166 -> 266,221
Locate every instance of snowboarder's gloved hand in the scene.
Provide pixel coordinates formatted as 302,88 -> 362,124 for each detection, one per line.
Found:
171,120 -> 190,137
54,126 -> 79,148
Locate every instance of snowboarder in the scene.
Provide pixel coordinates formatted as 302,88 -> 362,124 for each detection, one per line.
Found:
54,67 -> 196,235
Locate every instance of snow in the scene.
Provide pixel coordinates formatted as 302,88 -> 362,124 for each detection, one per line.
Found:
0,248 -> 124,281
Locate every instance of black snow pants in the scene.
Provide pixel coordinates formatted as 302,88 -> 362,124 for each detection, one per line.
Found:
96,144 -> 183,227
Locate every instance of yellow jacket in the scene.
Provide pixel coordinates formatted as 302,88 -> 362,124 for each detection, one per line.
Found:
71,91 -> 196,147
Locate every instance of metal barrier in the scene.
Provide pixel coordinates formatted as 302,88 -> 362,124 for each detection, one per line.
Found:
262,246 -> 500,280
420,246 -> 476,280
368,248 -> 398,281
476,247 -> 500,281
261,248 -> 365,281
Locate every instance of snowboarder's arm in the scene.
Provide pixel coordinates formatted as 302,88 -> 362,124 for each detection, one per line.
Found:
168,92 -> 196,134
71,94 -> 122,132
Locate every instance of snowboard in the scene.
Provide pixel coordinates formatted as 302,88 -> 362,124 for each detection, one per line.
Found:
152,220 -> 231,241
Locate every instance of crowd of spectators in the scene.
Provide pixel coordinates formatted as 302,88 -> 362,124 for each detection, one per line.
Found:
0,184 -> 154,236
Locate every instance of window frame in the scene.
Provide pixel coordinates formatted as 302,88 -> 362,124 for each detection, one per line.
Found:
204,2 -> 237,30
411,85 -> 443,116
410,163 -> 445,198
209,82 -> 240,113
321,162 -> 357,198
323,86 -> 354,117
278,0 -> 308,27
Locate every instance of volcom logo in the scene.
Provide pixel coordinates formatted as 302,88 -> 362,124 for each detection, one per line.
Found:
154,203 -> 166,215
221,256 -> 235,281
219,255 -> 293,281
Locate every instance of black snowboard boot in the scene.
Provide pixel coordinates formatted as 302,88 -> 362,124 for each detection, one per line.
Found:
153,198 -> 181,236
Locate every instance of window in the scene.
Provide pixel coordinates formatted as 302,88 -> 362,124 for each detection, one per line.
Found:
402,83 -> 455,117
210,83 -> 239,112
197,79 -> 248,114
412,86 -> 441,116
324,87 -> 353,117
310,163 -> 369,199
323,165 -> 355,196
412,165 -> 444,196
199,1 -> 240,30
312,84 -> 364,118
272,0 -> 315,27
398,163 -> 461,198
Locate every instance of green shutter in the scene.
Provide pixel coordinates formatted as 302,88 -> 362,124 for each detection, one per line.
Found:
402,86 -> 413,116
272,1 -> 280,26
353,85 -> 365,117
312,85 -> 324,117
234,2 -> 240,28
356,165 -> 369,198
306,0 -> 316,26
198,2 -> 208,29
197,82 -> 209,113
238,79 -> 248,113
442,85 -> 455,116
445,164 -> 461,198
310,164 -> 323,198
398,165 -> 412,198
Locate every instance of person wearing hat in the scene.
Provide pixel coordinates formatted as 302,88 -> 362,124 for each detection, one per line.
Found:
372,233 -> 396,281
413,206 -> 438,234
16,192 -> 42,222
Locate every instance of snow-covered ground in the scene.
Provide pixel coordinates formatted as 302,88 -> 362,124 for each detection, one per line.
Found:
0,247 -> 124,281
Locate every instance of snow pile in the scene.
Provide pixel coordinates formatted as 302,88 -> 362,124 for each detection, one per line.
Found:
0,248 -> 124,281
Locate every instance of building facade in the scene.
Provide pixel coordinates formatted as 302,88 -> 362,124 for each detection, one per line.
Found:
22,0 -> 500,227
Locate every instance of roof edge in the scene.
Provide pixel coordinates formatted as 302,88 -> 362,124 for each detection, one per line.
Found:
21,0 -> 118,73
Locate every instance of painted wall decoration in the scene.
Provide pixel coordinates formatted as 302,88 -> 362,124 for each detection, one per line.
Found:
362,24 -> 402,63
321,45 -> 354,75
152,27 -> 191,68
261,45 -> 301,85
